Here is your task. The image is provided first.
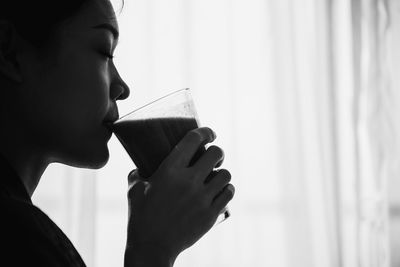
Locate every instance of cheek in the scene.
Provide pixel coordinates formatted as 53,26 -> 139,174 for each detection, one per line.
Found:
26,56 -> 111,144
57,55 -> 109,118
62,86 -> 109,139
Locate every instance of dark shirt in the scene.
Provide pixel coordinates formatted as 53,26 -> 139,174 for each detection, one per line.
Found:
0,155 -> 86,266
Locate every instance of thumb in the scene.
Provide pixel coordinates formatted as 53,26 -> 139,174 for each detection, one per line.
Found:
128,169 -> 142,186
128,180 -> 146,211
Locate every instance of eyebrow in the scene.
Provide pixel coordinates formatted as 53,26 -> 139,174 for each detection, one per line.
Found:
92,23 -> 119,40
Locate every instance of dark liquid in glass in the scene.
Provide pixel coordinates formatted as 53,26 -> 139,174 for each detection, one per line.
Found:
112,117 -> 203,178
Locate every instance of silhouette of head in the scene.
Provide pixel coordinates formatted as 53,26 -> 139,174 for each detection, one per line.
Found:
0,0 -> 130,168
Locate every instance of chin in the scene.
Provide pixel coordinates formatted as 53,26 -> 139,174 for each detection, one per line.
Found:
86,147 -> 110,169
64,144 -> 110,169
55,128 -> 113,169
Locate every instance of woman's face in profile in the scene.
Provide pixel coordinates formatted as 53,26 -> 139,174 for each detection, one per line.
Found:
16,0 -> 130,168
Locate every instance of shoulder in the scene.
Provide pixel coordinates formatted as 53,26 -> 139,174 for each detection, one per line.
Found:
0,195 -> 39,231
0,197 -> 66,266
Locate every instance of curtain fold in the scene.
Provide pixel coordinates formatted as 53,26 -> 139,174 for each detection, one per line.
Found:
381,0 -> 400,266
350,0 -> 391,266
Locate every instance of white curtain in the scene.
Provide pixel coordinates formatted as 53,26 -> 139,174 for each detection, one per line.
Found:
32,0 -> 399,266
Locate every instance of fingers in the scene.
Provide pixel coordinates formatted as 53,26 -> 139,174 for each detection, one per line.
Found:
127,179 -> 146,212
205,169 -> 231,196
193,146 -> 224,179
128,169 -> 142,187
165,127 -> 216,167
212,184 -> 235,214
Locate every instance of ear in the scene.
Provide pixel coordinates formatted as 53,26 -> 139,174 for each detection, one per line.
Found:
0,20 -> 23,83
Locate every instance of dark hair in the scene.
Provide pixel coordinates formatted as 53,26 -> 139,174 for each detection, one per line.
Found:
0,0 -> 124,52
0,1 -> 88,50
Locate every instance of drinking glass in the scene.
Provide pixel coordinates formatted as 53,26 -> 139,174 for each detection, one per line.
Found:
112,88 -> 230,224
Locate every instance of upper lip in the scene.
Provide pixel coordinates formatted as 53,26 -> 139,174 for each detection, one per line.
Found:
104,107 -> 119,125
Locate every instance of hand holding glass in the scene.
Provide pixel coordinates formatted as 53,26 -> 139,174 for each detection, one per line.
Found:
112,88 -> 230,224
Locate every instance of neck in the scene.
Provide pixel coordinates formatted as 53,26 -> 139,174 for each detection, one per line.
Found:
0,145 -> 49,197
0,99 -> 53,197
0,117 -> 50,197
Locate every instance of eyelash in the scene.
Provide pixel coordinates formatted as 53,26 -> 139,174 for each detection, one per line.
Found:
100,51 -> 114,60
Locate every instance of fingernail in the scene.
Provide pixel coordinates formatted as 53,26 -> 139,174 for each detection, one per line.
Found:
227,184 -> 235,195
212,130 -> 217,140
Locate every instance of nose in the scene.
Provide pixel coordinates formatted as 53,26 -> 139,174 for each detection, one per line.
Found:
110,78 -> 130,101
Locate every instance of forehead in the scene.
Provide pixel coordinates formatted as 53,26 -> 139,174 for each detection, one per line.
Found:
60,0 -> 118,36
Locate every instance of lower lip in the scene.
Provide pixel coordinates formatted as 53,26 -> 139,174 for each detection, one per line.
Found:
104,121 -> 115,130
103,123 -> 113,137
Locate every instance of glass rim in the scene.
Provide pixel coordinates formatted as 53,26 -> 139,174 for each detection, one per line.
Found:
117,88 -> 191,121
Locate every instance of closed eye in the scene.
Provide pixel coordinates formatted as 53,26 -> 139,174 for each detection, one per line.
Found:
99,51 -> 114,60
